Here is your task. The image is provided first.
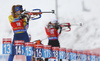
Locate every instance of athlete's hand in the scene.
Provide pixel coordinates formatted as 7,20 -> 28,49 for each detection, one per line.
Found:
19,14 -> 26,19
27,15 -> 31,22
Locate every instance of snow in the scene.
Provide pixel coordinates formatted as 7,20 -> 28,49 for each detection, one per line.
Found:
0,0 -> 100,54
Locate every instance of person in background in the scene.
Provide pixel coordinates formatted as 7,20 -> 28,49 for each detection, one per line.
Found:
45,19 -> 62,61
45,19 -> 62,47
31,40 -> 43,61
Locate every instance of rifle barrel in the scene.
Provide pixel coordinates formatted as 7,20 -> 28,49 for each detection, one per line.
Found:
71,23 -> 82,26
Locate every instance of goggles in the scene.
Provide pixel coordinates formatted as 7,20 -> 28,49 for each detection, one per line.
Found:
15,6 -> 23,12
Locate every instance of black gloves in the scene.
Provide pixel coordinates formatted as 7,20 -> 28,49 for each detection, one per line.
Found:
19,14 -> 26,19
55,23 -> 60,29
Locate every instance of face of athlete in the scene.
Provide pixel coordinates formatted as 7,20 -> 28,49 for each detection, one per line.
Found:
51,23 -> 55,26
16,10 -> 21,15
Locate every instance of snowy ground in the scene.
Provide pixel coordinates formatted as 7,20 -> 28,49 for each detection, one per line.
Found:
0,0 -> 100,54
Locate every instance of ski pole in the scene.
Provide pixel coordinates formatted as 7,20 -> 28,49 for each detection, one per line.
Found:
32,37 -> 48,43
41,37 -> 48,41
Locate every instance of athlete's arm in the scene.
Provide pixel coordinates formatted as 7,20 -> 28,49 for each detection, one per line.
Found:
23,19 -> 29,30
8,15 -> 21,23
45,26 -> 50,37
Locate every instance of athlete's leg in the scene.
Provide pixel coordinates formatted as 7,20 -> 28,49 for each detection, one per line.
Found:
23,32 -> 31,61
8,46 -> 14,61
8,34 -> 17,61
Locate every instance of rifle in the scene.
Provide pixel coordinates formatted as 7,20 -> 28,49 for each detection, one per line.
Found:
22,9 -> 55,20
60,23 -> 82,32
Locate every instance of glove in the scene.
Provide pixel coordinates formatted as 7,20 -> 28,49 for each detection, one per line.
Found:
27,15 -> 31,22
19,14 -> 26,19
55,23 -> 59,29
59,25 -> 62,29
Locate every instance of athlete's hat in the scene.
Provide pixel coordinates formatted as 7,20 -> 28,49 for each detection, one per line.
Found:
51,19 -> 58,23
11,5 -> 23,14
15,5 -> 23,12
